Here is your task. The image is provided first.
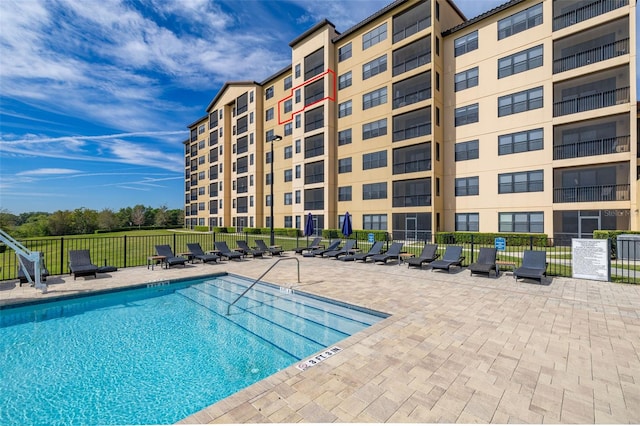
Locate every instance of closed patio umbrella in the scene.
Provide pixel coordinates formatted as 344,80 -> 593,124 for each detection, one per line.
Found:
341,212 -> 352,238
304,213 -> 314,237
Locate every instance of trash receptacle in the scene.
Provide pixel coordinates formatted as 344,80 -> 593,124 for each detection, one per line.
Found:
616,234 -> 640,260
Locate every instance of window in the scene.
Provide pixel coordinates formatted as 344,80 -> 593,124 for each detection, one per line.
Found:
499,212 -> 544,233
338,100 -> 352,118
393,143 -> 430,174
265,172 -> 272,185
305,106 -> 323,132
498,3 -> 542,40
295,139 -> 301,153
295,64 -> 301,78
284,192 -> 292,205
393,107 -> 431,142
284,216 -> 292,228
237,197 -> 248,213
265,194 -> 271,206
392,0 -> 430,43
456,213 -> 479,231
498,86 -> 543,117
392,36 -> 430,76
393,178 -> 431,207
304,188 -> 324,210
295,114 -> 301,128
454,103 -> 478,126
266,108 -> 274,121
295,190 -> 301,204
338,186 -> 352,201
284,99 -> 292,113
498,45 -> 543,78
454,67 -> 479,91
338,157 -> 352,173
265,129 -> 274,142
295,164 -> 301,179
284,169 -> 292,182
284,75 -> 292,90
455,176 -> 479,196
454,31 -> 478,56
304,48 -> 324,81
455,140 -> 479,161
338,42 -> 352,62
338,129 -> 352,146
284,145 -> 292,159
363,150 -> 387,170
209,110 -> 218,129
363,23 -> 387,50
237,156 -> 248,174
209,130 -> 218,146
363,214 -> 387,230
363,119 -> 387,140
363,182 -> 387,200
363,87 -> 387,110
304,133 -> 324,158
265,86 -> 274,99
304,79 -> 324,106
236,116 -> 248,135
236,92 -> 248,115
338,71 -> 352,90
499,128 -> 543,155
498,170 -> 544,193
198,124 -> 206,134
363,55 -> 387,80
284,123 -> 292,136
237,176 -> 248,193
393,71 -> 430,108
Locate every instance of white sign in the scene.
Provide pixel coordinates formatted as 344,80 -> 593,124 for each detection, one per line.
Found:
296,346 -> 342,371
572,239 -> 610,281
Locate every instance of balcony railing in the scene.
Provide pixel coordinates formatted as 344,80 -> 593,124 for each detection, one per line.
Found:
554,135 -> 630,160
553,183 -> 630,203
553,0 -> 628,31
553,38 -> 629,73
553,86 -> 629,117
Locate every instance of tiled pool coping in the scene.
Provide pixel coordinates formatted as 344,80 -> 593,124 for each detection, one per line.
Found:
2,255 -> 639,423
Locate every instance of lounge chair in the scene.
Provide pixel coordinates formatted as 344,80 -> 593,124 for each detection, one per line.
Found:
406,244 -> 439,269
514,250 -> 548,283
294,237 -> 323,254
154,245 -> 188,268
186,243 -> 220,263
341,241 -> 384,262
214,241 -> 244,261
303,239 -> 341,257
323,239 -> 356,259
69,249 -> 100,279
236,240 -> 264,258
430,246 -> 465,272
370,242 -> 404,264
255,239 -> 284,256
469,247 -> 498,277
17,253 -> 49,286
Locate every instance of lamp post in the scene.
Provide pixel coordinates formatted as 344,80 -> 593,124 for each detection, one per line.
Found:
269,134 -> 283,246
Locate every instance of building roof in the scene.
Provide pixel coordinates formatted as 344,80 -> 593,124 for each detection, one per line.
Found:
205,81 -> 259,112
289,19 -> 337,47
259,64 -> 292,86
443,0 -> 527,35
186,115 -> 208,129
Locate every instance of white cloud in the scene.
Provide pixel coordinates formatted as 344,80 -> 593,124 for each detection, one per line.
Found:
16,168 -> 82,176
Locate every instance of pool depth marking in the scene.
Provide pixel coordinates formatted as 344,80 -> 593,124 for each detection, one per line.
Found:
296,346 -> 342,371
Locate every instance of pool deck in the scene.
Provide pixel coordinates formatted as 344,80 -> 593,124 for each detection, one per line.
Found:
2,254 -> 639,423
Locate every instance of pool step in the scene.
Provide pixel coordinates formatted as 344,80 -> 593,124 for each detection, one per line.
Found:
176,286 -> 327,360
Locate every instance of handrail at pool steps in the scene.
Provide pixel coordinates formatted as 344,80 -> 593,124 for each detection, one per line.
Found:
227,257 -> 300,315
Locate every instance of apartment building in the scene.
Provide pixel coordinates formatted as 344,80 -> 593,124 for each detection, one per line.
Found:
185,0 -> 637,242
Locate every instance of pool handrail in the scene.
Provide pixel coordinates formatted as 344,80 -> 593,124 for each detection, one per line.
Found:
227,257 -> 300,315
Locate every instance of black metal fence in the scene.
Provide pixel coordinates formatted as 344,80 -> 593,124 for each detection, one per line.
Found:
1,232 -> 639,284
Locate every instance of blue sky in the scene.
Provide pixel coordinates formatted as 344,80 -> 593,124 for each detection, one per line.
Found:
1,0 -> 631,215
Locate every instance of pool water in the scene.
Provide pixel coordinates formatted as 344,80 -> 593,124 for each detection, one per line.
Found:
0,274 -> 386,425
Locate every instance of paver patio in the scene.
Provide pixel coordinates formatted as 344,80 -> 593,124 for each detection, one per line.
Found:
2,253 -> 639,423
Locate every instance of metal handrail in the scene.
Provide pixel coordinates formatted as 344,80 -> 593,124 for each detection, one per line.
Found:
226,257 -> 300,315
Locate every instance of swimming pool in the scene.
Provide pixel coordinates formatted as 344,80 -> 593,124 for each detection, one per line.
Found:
0,274 -> 387,425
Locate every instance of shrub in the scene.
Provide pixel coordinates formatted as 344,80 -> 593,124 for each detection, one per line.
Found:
435,232 -> 549,247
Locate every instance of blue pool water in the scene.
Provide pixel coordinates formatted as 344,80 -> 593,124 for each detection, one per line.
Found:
0,274 -> 387,425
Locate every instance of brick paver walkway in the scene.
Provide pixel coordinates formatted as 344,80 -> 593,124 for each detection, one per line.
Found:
2,254 -> 639,423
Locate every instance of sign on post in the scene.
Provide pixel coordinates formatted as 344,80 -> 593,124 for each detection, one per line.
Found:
494,237 -> 506,251
368,233 -> 374,243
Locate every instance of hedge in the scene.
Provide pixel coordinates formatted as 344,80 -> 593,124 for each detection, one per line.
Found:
435,232 -> 550,247
594,230 -> 640,258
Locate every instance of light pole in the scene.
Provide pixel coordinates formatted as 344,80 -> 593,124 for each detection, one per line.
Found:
269,134 -> 283,246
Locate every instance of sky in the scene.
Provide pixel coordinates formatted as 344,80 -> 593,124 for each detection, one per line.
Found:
0,0 -> 634,215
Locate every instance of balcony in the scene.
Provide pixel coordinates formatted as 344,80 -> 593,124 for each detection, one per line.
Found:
553,0 -> 628,31
553,38 -> 629,73
553,86 -> 629,117
554,135 -> 630,160
554,183 -> 629,203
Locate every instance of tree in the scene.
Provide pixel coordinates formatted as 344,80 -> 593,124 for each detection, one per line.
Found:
98,209 -> 119,231
48,210 -> 73,236
0,209 -> 17,229
131,205 -> 146,229
71,208 -> 99,235
154,205 -> 168,227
